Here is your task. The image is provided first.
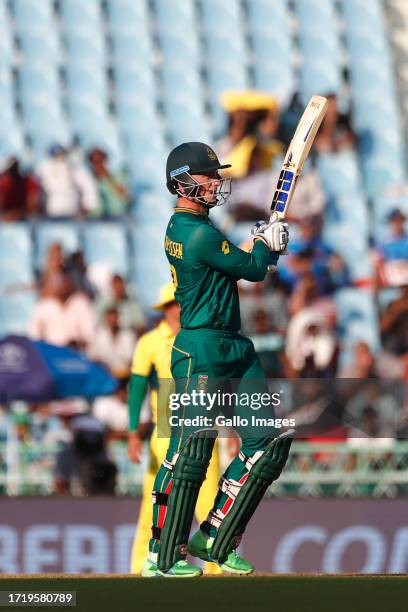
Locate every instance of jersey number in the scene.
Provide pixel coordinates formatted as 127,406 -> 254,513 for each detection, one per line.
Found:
170,264 -> 178,289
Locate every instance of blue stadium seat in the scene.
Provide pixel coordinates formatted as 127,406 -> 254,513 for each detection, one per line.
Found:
111,34 -> 152,69
155,0 -> 196,27
0,224 -> 33,290
159,35 -> 201,71
252,43 -> 294,97
323,227 -> 369,283
201,0 -> 249,122
0,64 -> 13,108
125,132 -> 168,189
201,0 -> 244,39
155,0 -> 200,68
0,122 -> 25,159
316,150 -> 363,196
131,226 -> 170,308
162,104 -> 210,145
20,97 -> 67,138
161,69 -> 209,143
18,62 -> 61,101
114,64 -> 156,105
294,0 -> 342,99
59,0 -> 102,30
0,291 -> 38,336
246,0 -> 288,31
64,30 -> 106,67
11,0 -> 54,31
341,0 -> 384,32
106,0 -> 149,34
134,191 -> 173,223
362,156 -> 405,198
335,288 -> 380,350
67,94 -> 108,133
83,223 -> 128,276
18,31 -> 62,65
65,63 -> 108,102
0,0 -> 14,65
34,222 -> 80,269
115,96 -> 159,139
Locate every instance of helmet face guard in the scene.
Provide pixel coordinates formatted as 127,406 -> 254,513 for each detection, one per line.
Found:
169,167 -> 232,207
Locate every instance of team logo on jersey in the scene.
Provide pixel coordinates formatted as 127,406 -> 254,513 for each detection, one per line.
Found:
198,375 -> 208,391
221,240 -> 230,254
207,147 -> 217,161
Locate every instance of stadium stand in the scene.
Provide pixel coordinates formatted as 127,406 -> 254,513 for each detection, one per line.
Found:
0,0 -> 406,357
0,0 -> 407,506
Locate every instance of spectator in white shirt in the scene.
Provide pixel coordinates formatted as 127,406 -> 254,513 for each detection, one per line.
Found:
29,272 -> 96,349
36,145 -> 98,217
87,307 -> 135,378
92,379 -> 129,440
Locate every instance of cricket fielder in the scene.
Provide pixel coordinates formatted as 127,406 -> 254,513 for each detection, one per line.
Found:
128,282 -> 222,574
142,142 -> 293,577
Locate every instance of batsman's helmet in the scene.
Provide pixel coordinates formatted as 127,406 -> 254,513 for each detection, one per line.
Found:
166,142 -> 232,207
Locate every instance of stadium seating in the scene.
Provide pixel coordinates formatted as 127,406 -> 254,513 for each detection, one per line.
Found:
34,222 -> 80,270
0,224 -> 33,290
247,0 -> 294,100
11,0 -> 54,31
0,0 -> 14,66
124,130 -> 168,190
294,0 -> 343,100
201,0 -> 249,132
59,0 -> 102,30
131,226 -> 171,308
82,222 -> 129,276
0,291 -> 38,336
335,288 -> 380,351
106,0 -> 149,34
341,0 -> 407,195
0,0 -> 407,339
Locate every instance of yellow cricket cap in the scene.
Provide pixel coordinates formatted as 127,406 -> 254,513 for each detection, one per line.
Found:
153,281 -> 176,310
220,90 -> 279,113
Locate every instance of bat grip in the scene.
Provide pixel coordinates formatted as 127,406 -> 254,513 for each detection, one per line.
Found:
267,211 -> 280,272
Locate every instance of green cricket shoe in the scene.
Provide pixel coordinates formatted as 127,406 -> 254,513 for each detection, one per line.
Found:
141,554 -> 202,578
188,530 -> 254,575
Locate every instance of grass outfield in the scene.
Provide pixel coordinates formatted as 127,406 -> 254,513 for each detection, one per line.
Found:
1,575 -> 408,612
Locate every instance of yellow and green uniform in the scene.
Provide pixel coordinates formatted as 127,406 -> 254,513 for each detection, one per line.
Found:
149,208 -> 275,555
128,319 -> 221,573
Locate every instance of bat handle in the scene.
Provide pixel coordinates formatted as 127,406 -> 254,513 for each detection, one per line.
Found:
267,211 -> 282,272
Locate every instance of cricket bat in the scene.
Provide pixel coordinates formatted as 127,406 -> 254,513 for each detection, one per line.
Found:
269,95 -> 328,223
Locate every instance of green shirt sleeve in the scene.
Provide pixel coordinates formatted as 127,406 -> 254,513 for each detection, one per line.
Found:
128,373 -> 149,432
190,224 -> 270,282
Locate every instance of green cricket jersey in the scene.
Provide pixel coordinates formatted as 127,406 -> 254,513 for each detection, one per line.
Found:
164,207 -> 270,332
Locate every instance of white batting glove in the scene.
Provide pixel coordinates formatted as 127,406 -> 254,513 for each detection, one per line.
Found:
251,220 -> 289,254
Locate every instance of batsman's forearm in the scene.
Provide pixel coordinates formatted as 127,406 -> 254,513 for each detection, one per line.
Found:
200,238 -> 270,282
128,373 -> 149,431
233,240 -> 271,281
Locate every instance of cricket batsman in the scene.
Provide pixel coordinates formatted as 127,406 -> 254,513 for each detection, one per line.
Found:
128,281 -> 223,574
142,142 -> 293,577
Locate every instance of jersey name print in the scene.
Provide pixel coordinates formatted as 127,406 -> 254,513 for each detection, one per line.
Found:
165,236 -> 183,259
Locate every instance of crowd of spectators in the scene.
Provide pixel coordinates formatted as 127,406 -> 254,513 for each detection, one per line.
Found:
0,144 -> 130,220
213,90 -> 407,382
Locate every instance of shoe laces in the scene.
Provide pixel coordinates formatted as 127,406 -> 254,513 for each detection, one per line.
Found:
228,549 -> 242,562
